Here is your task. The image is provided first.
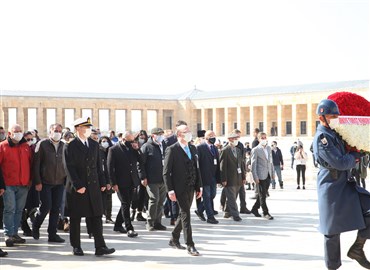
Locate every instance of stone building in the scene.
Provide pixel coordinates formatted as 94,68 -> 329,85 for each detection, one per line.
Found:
0,80 -> 368,139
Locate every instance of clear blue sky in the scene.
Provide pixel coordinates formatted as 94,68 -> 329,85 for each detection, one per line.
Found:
0,0 -> 368,94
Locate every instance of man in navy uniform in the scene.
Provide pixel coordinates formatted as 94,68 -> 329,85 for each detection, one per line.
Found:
63,117 -> 115,256
313,99 -> 370,270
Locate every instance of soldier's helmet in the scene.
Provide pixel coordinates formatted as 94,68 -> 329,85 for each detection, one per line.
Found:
316,99 -> 340,115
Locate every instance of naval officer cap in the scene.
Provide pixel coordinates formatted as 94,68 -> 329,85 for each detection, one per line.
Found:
73,117 -> 93,127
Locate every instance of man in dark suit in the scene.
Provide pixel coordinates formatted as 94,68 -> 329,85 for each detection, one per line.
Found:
195,130 -> 220,224
163,124 -> 202,256
220,132 -> 246,222
108,131 -> 141,238
63,117 -> 115,256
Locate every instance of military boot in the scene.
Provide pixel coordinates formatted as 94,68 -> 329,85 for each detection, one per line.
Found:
347,236 -> 370,269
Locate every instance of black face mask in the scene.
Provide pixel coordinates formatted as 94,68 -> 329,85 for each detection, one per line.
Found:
208,137 -> 216,144
124,141 -> 133,147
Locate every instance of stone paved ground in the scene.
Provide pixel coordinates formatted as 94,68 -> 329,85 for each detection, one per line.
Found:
0,164 -> 368,270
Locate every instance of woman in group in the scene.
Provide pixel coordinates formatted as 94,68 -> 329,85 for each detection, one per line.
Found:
294,144 -> 308,190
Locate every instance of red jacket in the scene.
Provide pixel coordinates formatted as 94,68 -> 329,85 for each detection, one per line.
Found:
0,138 -> 32,186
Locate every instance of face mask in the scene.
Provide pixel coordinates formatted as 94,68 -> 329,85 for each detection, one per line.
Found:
27,140 -> 33,146
184,132 -> 192,143
260,139 -> 268,146
84,128 -> 92,138
230,140 -> 237,147
32,138 -> 37,144
101,141 -> 109,149
329,118 -> 340,130
139,138 -> 146,145
156,135 -> 164,144
125,140 -> 133,147
12,132 -> 23,142
0,133 -> 5,141
51,132 -> 62,142
208,137 -> 216,144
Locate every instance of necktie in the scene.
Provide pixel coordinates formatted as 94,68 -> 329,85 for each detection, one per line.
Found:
210,145 -> 217,156
84,141 -> 88,148
232,147 -> 237,158
184,145 -> 191,159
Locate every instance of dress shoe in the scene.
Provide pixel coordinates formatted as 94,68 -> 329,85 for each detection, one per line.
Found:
194,210 -> 206,221
154,223 -> 167,231
95,246 -> 115,256
169,240 -> 186,250
136,212 -> 147,222
73,247 -> 84,256
5,237 -> 14,247
297,186 -> 300,189
303,186 -> 306,190
13,234 -> 26,244
233,216 -> 242,222
32,227 -> 40,240
264,214 -> 274,220
105,218 -> 115,224
127,230 -> 138,238
88,233 -> 93,239
223,212 -> 231,218
48,234 -> 65,243
0,248 -> 8,257
240,208 -> 252,214
146,224 -> 155,231
251,209 -> 262,217
207,218 -> 219,224
170,218 -> 176,225
23,230 -> 33,237
187,246 -> 200,256
213,210 -> 218,215
113,226 -> 127,233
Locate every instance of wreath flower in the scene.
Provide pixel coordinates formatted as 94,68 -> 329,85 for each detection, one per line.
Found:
328,91 -> 370,154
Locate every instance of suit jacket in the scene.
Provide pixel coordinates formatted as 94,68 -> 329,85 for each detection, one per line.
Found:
196,143 -> 221,186
63,137 -> 105,218
220,145 -> 245,186
107,142 -> 141,189
251,144 -> 274,181
163,142 -> 202,196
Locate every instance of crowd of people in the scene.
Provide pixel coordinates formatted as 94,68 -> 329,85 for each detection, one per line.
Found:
0,102 -> 369,269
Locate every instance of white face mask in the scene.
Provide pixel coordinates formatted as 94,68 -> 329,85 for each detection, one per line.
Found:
329,118 -> 340,130
260,139 -> 268,146
156,135 -> 164,144
184,132 -> 192,143
12,132 -> 23,142
101,141 -> 109,149
51,132 -> 62,142
27,140 -> 33,146
84,128 -> 92,138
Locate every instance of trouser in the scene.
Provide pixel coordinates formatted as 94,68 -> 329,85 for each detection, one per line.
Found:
131,184 -> 147,212
70,216 -> 105,249
146,182 -> 167,226
220,184 -> 247,211
3,186 -> 29,237
224,185 -> 240,218
296,164 -> 306,186
33,184 -> 64,236
197,182 -> 217,219
252,177 -> 270,215
324,217 -> 370,269
272,165 -> 283,187
115,186 -> 134,231
171,186 -> 195,247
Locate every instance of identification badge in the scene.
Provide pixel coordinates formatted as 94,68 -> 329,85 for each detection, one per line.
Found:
214,159 -> 217,165
237,168 -> 242,174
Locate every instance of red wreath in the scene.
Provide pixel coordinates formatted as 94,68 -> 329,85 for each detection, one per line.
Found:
327,91 -> 370,153
328,91 -> 370,116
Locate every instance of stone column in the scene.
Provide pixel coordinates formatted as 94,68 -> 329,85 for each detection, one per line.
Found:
236,106 -> 241,131
126,109 -> 132,131
307,103 -> 313,137
249,106 -> 254,139
110,109 -> 116,131
141,109 -> 148,131
292,103 -> 297,138
263,104 -> 268,136
277,104 -> 282,137
0,106 -> 6,127
224,107 -> 229,136
157,109 -> 164,129
212,108 -> 219,135
17,107 -> 25,130
93,109 -> 99,128
56,107 -> 63,127
201,108 -> 209,130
